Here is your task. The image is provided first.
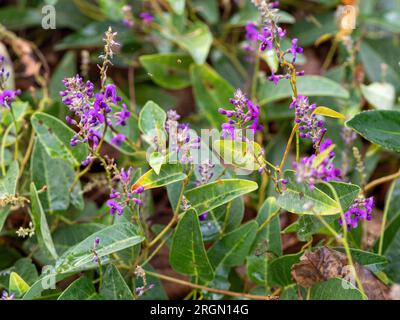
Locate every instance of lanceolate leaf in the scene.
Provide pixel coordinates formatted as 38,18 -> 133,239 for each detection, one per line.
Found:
100,264 -> 133,300
184,179 -> 258,214
55,223 -> 144,273
31,112 -> 88,167
277,171 -> 340,215
31,140 -> 70,212
190,64 -> 235,127
131,163 -> 187,191
29,183 -> 58,260
139,53 -> 193,89
254,197 -> 282,256
346,110 -> 400,152
208,220 -> 258,269
170,209 -> 214,281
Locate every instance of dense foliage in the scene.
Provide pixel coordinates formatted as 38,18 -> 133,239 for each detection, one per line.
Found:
1,0 -> 400,300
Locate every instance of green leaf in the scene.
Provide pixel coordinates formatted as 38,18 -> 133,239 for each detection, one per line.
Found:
347,110 -> 400,152
213,140 -> 264,171
268,253 -> 301,287
254,197 -> 282,256
31,112 -> 88,167
58,276 -> 99,300
334,248 -> 387,273
0,258 -> 38,289
246,255 -> 268,287
29,183 -> 58,260
0,206 -> 9,233
167,0 -> 185,15
160,21 -> 212,64
184,179 -> 258,214
100,264 -> 133,300
0,160 -> 19,198
277,171 -> 340,215
379,214 -> 400,282
31,140 -> 71,212
9,272 -> 30,298
190,64 -> 235,127
359,39 -> 400,92
258,76 -> 349,105
139,53 -> 193,90
318,181 -> 361,212
310,278 -> 364,300
53,223 -> 105,255
170,209 -> 214,281
55,223 -> 144,273
131,163 -> 187,191
49,51 -> 77,99
386,178 -> 400,223
138,100 -> 167,137
208,221 -> 258,269
360,82 -> 395,110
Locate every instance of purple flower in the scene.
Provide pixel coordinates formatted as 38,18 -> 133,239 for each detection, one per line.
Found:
0,89 -> 21,108
245,22 -> 259,41
290,95 -> 326,148
339,196 -> 374,230
111,133 -> 126,146
166,110 -> 201,164
219,89 -> 262,140
1,291 -> 15,300
268,73 -> 282,86
293,139 -> 341,189
140,12 -> 153,24
133,185 -> 145,194
94,237 -> 100,246
120,167 -> 133,183
115,103 -> 131,126
196,162 -> 215,186
107,199 -> 124,216
122,5 -> 134,28
289,38 -> 303,63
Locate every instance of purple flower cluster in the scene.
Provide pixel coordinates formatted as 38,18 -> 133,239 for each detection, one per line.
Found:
1,290 -> 15,300
246,1 -> 304,86
195,162 -> 215,186
293,139 -> 341,189
166,110 -> 201,164
339,195 -> 374,230
290,95 -> 326,148
106,167 -> 144,216
218,89 -> 262,140
61,75 -> 131,165
0,56 -> 21,108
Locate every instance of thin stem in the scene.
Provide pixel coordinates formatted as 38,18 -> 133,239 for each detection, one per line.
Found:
10,106 -> 19,161
378,180 -> 396,255
322,182 -> 366,298
144,270 -> 277,300
364,169 -> 400,192
279,123 -> 299,172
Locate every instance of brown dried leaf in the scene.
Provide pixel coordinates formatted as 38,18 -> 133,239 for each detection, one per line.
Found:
291,247 -> 390,300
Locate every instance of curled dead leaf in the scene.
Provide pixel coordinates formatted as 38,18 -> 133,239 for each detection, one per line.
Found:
291,247 -> 390,300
